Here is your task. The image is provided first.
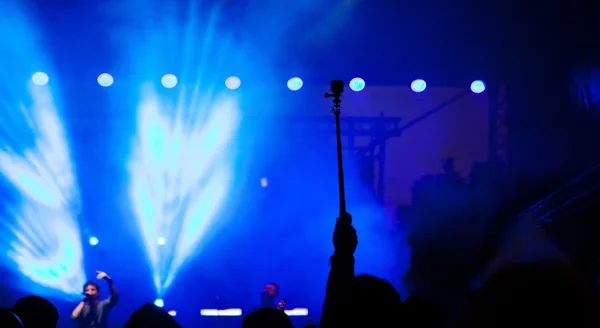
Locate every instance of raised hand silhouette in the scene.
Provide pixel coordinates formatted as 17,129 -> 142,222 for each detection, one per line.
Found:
333,212 -> 357,255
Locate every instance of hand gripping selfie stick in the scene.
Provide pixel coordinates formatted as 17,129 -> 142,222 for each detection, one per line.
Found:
325,80 -> 347,216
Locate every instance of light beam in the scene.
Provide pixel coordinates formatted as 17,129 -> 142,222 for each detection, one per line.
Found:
0,85 -> 85,298
0,2 -> 85,299
128,85 -> 240,294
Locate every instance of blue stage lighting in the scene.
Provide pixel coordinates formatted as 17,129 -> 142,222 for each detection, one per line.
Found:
31,72 -> 49,86
97,73 -> 114,87
411,79 -> 427,93
225,76 -> 241,90
161,74 -> 178,88
349,78 -> 365,92
129,87 -> 241,295
287,77 -> 303,91
471,80 -> 486,94
0,80 -> 86,299
154,299 -> 164,308
157,237 -> 165,245
89,237 -> 99,246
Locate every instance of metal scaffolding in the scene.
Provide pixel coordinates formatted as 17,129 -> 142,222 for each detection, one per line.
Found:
277,114 -> 402,204
526,162 -> 600,223
278,90 -> 471,204
491,85 -> 508,164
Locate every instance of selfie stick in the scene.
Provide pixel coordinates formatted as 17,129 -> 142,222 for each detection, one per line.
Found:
325,80 -> 347,215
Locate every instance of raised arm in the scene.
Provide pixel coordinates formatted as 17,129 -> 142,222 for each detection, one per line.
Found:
97,270 -> 119,305
71,298 -> 86,320
319,212 -> 357,328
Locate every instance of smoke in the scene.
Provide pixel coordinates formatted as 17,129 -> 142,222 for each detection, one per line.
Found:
484,213 -> 568,280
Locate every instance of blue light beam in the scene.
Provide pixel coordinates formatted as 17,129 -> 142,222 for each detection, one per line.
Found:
0,85 -> 86,298
128,86 -> 240,295
108,0 -> 283,295
0,3 -> 85,299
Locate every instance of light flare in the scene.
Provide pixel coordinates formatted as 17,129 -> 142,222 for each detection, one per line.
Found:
0,85 -> 85,298
128,85 -> 240,294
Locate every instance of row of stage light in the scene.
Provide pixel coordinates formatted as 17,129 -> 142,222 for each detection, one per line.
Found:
156,307 -> 309,317
30,72 -> 487,93
88,235 -> 166,246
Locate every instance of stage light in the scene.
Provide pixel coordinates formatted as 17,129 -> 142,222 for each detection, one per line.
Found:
157,237 -> 165,245
167,310 -> 176,316
89,237 -> 99,246
200,309 -> 242,316
0,78 -> 85,299
225,76 -> 241,90
287,77 -> 303,91
31,72 -> 49,86
129,87 -> 240,295
411,79 -> 427,93
97,73 -> 114,87
284,308 -> 309,316
161,74 -> 178,88
260,177 -> 268,188
154,299 -> 164,307
471,80 -> 486,94
349,78 -> 365,92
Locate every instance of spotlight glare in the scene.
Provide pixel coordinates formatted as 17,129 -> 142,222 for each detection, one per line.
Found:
287,77 -> 303,91
154,299 -> 164,308
201,309 -> 242,316
349,78 -> 365,92
225,76 -> 241,90
129,88 -> 241,295
471,80 -> 486,94
157,237 -> 165,245
0,81 -> 85,299
161,74 -> 178,88
168,310 -> 176,316
97,73 -> 114,87
31,72 -> 49,86
260,177 -> 268,188
285,308 -> 309,316
411,79 -> 427,93
89,237 -> 99,246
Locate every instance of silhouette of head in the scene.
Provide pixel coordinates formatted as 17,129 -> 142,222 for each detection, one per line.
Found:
0,308 -> 23,328
260,282 -> 279,304
124,303 -> 181,328
242,308 -> 293,328
402,296 -> 447,328
460,260 -> 600,328
12,295 -> 58,328
349,274 -> 401,327
83,281 -> 100,302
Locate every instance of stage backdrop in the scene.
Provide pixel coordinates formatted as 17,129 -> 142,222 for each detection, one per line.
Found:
275,85 -> 490,206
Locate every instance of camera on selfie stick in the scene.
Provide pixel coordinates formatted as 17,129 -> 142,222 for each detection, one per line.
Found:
325,80 -> 348,217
